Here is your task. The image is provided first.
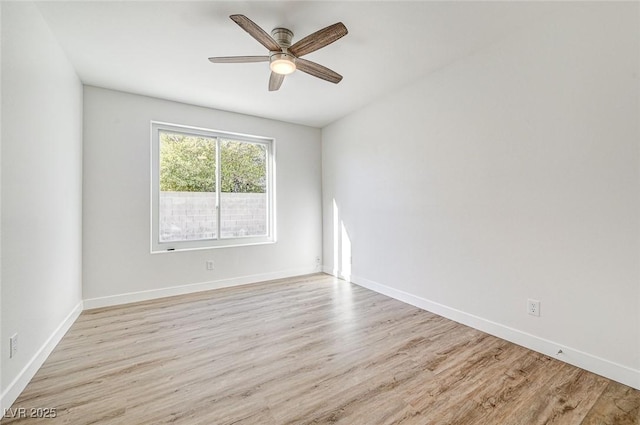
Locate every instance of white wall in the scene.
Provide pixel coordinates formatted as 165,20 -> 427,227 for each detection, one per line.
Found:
83,87 -> 322,306
1,1 -> 83,409
322,3 -> 639,389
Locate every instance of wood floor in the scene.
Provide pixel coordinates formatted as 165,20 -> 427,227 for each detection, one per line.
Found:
2,274 -> 639,424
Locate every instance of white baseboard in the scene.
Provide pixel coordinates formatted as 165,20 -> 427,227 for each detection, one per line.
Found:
83,267 -> 321,310
0,301 -> 83,411
347,272 -> 640,391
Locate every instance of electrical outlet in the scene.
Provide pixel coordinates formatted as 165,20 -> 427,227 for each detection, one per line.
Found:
206,260 -> 214,270
527,299 -> 541,317
10,333 -> 18,358
315,257 -> 321,267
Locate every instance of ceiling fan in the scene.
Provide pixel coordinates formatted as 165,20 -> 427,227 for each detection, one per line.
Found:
209,15 -> 348,91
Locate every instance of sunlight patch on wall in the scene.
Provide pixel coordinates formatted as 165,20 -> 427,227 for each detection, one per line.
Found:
332,198 -> 352,282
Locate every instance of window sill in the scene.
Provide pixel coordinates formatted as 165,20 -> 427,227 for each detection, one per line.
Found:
151,239 -> 276,254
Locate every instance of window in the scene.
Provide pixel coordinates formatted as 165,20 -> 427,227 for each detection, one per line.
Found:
151,122 -> 275,252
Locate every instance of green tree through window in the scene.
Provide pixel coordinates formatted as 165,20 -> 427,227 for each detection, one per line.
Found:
160,133 -> 216,192
220,139 -> 266,193
159,133 -> 266,193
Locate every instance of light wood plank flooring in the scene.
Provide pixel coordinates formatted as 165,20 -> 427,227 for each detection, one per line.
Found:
2,274 -> 638,424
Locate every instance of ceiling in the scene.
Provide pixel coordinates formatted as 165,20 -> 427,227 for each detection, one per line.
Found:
36,1 -> 565,128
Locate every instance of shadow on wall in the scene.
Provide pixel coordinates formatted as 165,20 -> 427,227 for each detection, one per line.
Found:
333,199 -> 352,281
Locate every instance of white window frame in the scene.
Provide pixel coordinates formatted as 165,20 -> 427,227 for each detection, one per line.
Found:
151,121 -> 276,253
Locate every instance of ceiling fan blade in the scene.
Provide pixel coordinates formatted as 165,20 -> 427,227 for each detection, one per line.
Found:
209,56 -> 269,63
269,72 -> 285,91
230,14 -> 281,52
296,58 -> 343,84
289,22 -> 347,57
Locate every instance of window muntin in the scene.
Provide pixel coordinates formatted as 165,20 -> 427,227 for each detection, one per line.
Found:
151,122 -> 275,252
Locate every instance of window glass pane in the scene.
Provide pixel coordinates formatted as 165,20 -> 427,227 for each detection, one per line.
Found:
159,131 -> 217,242
219,139 -> 267,238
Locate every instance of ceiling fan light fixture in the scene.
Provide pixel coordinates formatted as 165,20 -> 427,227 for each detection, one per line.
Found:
270,53 -> 296,75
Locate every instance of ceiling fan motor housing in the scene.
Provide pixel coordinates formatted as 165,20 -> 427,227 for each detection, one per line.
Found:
271,27 -> 294,48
